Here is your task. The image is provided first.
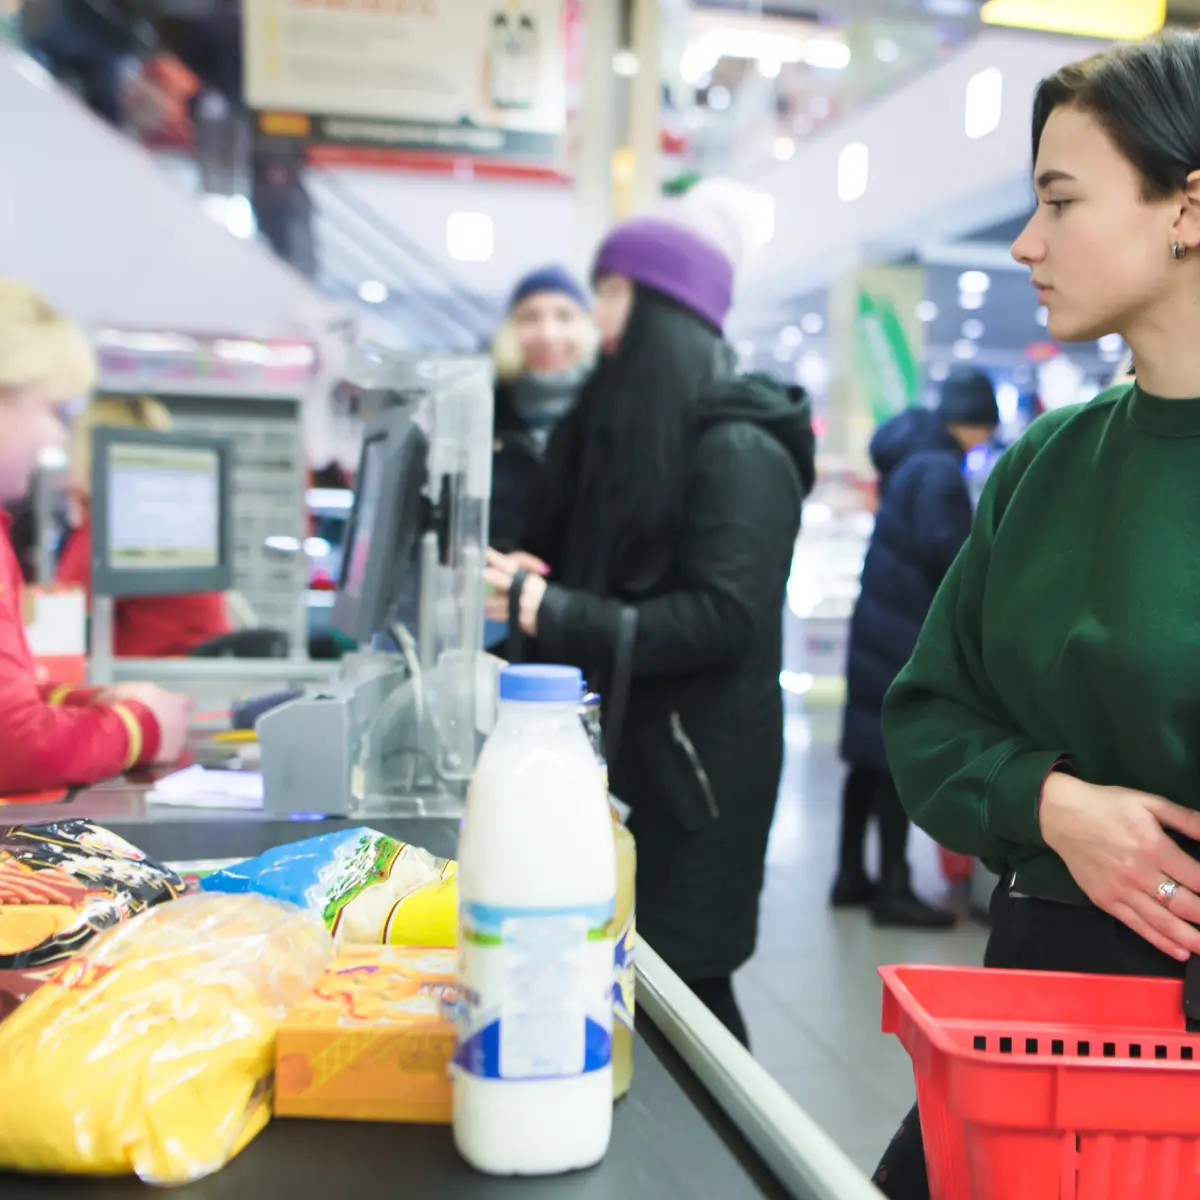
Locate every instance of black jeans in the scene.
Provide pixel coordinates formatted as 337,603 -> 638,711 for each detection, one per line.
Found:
872,881 -> 1187,1198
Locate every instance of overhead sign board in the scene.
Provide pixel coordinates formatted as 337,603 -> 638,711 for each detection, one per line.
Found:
244,0 -> 568,161
980,0 -> 1165,40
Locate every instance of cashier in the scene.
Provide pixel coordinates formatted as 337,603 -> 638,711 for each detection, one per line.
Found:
871,32 -> 1200,1198
0,280 -> 189,794
57,394 -> 232,656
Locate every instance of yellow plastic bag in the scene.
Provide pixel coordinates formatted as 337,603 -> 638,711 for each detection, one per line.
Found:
0,893 -> 332,1185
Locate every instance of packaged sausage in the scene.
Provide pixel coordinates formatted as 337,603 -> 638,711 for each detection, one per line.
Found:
0,820 -> 185,969
201,827 -> 457,948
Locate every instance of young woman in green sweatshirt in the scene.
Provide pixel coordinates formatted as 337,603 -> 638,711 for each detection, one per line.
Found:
873,32 -> 1200,1198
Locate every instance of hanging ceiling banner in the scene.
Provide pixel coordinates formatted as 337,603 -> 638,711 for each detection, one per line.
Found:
244,0 -> 569,162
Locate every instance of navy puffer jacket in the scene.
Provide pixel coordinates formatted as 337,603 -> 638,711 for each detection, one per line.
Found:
841,409 -> 974,773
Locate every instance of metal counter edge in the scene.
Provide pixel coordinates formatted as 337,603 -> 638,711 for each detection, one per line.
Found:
635,943 -> 883,1200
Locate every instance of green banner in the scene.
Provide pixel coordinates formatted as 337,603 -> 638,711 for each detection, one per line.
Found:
854,286 -> 921,424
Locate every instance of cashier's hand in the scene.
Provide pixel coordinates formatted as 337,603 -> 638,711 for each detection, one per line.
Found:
1039,772 -> 1200,961
103,683 -> 193,765
485,549 -> 548,637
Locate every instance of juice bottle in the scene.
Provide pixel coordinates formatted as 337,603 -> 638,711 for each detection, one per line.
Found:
581,693 -> 636,1100
455,665 -> 616,1175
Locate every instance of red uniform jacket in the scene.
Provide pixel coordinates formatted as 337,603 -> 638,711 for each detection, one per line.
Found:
0,515 -> 160,793
56,521 -> 231,658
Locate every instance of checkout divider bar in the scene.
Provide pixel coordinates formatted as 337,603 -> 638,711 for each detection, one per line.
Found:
106,659 -> 337,687
637,942 -> 883,1200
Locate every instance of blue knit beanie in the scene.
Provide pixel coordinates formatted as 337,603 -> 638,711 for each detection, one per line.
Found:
509,265 -> 589,312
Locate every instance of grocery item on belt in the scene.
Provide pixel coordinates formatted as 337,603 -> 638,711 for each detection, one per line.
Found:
0,820 -> 185,969
0,893 -> 331,1184
0,967 -> 57,1023
276,945 -> 458,1123
201,827 -> 457,948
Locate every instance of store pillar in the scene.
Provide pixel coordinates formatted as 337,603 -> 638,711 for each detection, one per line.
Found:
826,263 -> 928,465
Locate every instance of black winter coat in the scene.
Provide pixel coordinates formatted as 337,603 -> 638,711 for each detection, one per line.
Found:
841,409 -> 974,774
488,385 -> 545,554
527,375 -> 815,979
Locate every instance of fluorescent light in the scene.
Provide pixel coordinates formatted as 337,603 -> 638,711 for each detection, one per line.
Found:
962,318 -> 985,340
612,49 -> 640,77
202,193 -> 257,239
357,280 -> 388,304
796,351 -> 830,392
304,537 -> 332,558
1036,305 -> 1049,327
1098,333 -> 1123,353
874,38 -> 900,64
916,300 -> 939,323
996,382 -> 1020,423
774,136 -> 796,162
779,669 -> 815,695
306,488 -> 354,510
801,312 -> 825,335
37,446 -> 68,471
953,339 -> 979,360
707,85 -> 732,111
780,324 -> 804,346
446,212 -> 494,262
959,290 -> 985,311
929,362 -> 951,382
773,344 -> 794,363
965,68 -> 1003,140
759,58 -> 781,79
959,270 -> 991,293
803,39 -> 851,71
736,339 -> 756,358
838,142 -> 869,203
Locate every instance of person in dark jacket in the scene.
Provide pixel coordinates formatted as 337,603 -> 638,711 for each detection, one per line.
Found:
485,192 -> 814,1046
489,265 -> 595,554
833,369 -> 999,927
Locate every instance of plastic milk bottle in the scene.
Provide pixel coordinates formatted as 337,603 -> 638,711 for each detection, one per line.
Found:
453,664 -> 617,1175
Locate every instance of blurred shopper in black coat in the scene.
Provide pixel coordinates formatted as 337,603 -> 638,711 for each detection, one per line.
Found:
834,370 -> 999,926
486,187 -> 814,1046
488,266 -> 594,554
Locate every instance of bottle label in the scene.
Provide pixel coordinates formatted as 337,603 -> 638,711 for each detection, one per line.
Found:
613,910 -> 636,1033
455,899 -> 614,1082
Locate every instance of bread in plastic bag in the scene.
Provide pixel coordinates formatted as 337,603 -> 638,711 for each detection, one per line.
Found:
0,892 -> 332,1185
0,820 -> 185,968
201,828 -> 457,948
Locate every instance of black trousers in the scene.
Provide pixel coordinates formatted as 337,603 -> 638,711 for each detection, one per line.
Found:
872,881 -> 1187,1198
840,765 -> 911,876
689,975 -> 750,1049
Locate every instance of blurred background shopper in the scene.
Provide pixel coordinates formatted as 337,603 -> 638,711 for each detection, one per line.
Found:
833,369 -> 999,929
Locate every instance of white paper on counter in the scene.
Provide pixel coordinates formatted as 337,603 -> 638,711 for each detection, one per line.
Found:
147,765 -> 264,810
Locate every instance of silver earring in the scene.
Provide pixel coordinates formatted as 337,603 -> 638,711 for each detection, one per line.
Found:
1173,242 -> 1189,260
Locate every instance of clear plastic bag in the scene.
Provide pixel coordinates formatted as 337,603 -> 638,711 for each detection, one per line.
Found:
0,893 -> 332,1185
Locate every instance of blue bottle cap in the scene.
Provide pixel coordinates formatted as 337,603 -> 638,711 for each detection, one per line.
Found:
499,664 -> 584,703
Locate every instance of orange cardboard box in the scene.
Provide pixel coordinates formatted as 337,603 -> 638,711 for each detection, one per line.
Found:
275,945 -> 458,1124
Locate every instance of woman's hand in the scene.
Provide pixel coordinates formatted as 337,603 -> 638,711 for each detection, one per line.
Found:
484,549 -> 549,636
1039,772 -> 1200,960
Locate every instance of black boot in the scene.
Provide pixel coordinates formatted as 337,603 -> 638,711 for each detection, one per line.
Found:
830,767 -> 877,908
873,862 -> 956,929
873,774 -> 956,929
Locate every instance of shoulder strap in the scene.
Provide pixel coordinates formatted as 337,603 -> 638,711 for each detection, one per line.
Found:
604,607 -> 637,770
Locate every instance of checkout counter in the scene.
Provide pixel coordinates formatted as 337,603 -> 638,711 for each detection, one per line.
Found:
7,352 -> 882,1198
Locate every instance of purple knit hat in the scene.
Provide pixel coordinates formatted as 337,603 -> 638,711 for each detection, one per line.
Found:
592,217 -> 735,332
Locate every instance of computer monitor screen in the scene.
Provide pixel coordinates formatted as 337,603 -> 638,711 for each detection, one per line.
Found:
342,434 -> 385,601
91,428 -> 233,598
331,408 -> 429,644
106,442 -> 221,571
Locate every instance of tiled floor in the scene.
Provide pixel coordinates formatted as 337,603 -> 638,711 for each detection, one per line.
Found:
741,704 -> 989,1174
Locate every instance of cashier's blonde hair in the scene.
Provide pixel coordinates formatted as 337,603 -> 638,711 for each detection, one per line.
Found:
69,394 -> 172,495
0,280 -> 96,401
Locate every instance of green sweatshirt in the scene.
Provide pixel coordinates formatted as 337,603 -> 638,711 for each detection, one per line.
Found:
883,383 -> 1200,905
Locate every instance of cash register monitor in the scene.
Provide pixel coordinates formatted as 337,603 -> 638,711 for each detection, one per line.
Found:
331,406 -> 429,644
90,427 -> 233,598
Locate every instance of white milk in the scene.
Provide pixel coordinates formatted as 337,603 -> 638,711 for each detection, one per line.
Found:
453,664 -> 617,1175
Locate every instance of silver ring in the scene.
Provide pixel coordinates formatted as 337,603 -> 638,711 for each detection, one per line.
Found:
1156,878 -> 1180,908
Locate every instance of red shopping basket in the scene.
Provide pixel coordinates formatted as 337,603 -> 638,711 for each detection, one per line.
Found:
881,964 -> 1200,1200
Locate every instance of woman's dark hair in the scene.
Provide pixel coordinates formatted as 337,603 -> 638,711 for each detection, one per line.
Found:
1032,32 -> 1200,200
545,286 -> 728,595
